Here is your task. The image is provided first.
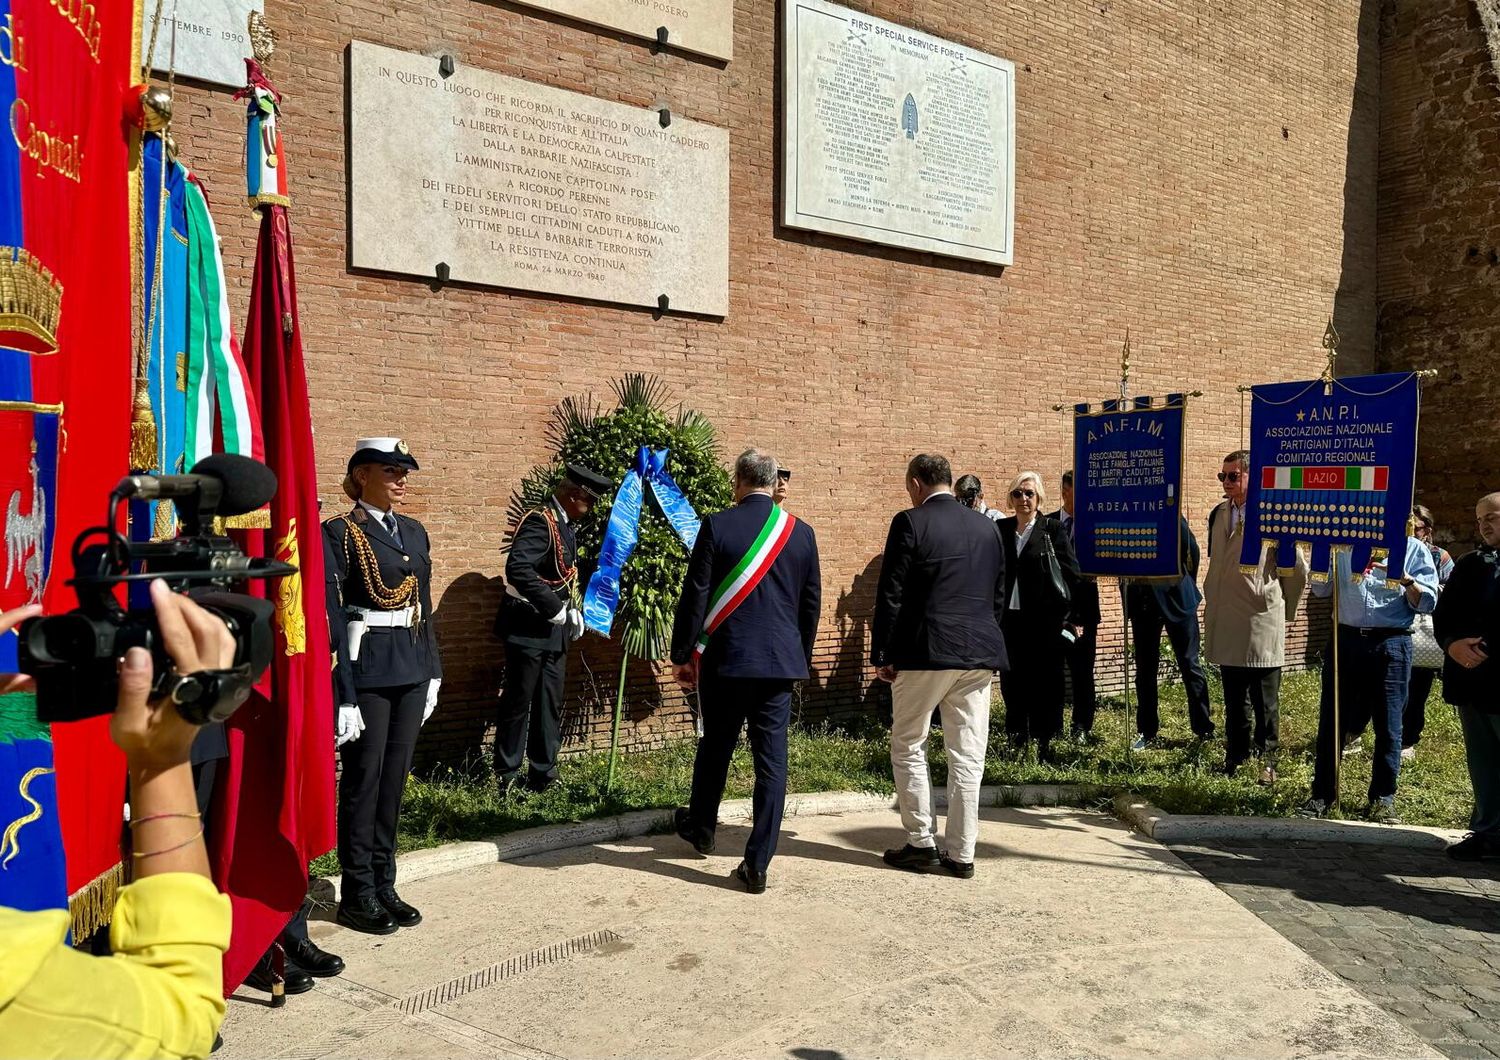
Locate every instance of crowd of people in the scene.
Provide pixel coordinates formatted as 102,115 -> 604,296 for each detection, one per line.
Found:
1,439 -> 1496,1059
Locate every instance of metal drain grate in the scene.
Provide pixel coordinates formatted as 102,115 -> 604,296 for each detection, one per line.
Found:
398,928 -> 623,1014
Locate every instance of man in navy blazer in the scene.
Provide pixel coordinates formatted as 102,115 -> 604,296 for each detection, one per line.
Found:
1124,515 -> 1213,746
872,453 -> 1007,879
670,449 -> 821,893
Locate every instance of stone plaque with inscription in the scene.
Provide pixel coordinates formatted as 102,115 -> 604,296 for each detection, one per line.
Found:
139,0 -> 262,89
508,0 -> 733,62
348,41 -> 729,316
782,0 -> 1016,266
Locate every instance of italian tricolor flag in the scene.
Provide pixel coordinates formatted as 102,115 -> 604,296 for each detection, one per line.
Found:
1261,466 -> 1389,491
694,505 -> 796,655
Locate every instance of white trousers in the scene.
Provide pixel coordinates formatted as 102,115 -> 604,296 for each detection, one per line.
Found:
889,668 -> 993,863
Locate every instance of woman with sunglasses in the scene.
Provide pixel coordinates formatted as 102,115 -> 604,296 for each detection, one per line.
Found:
996,470 -> 1083,761
1402,504 -> 1455,760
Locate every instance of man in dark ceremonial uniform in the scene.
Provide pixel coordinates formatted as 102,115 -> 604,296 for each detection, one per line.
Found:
495,464 -> 612,794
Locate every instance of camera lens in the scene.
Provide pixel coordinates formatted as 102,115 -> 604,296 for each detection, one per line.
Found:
24,614 -> 98,665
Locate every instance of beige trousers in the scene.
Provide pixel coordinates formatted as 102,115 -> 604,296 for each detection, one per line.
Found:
889,668 -> 993,863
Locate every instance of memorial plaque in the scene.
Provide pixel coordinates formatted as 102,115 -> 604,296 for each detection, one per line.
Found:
139,0 -> 262,89
507,0 -> 733,62
782,0 -> 1016,266
348,41 -> 729,317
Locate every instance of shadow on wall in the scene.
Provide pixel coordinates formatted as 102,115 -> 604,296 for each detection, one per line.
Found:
1331,0 -> 1382,368
422,570 -> 507,767
803,552 -> 889,725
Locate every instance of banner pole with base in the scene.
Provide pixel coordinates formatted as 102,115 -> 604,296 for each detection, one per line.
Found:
1121,577 -> 1134,759
1322,322 -> 1342,816
606,653 -> 628,791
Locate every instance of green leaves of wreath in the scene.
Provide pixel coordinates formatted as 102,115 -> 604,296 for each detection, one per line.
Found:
506,374 -> 734,660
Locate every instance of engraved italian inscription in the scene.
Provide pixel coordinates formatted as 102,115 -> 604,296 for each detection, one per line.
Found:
348,42 -> 729,316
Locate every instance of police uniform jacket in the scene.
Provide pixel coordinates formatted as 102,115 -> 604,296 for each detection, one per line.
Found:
324,506 -> 442,705
498,499 -> 576,652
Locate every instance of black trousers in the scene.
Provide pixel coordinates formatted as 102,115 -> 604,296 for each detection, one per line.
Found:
686,676 -> 792,875
282,893 -> 315,942
1065,624 -> 1099,734
1403,667 -> 1439,748
1222,665 -> 1280,767
1130,606 -> 1214,739
495,642 -> 566,784
1000,613 -> 1066,745
338,683 -> 424,899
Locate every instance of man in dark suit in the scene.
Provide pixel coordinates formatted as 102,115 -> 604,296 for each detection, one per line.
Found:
1125,514 -> 1213,747
494,464 -> 612,794
1054,469 -> 1101,742
670,449 -> 821,894
873,453 -> 1007,879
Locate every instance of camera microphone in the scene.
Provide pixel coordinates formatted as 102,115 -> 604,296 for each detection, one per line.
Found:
116,454 -> 278,518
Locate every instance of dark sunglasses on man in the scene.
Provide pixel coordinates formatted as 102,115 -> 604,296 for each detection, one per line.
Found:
1010,488 -> 1036,499
1217,471 -> 1243,483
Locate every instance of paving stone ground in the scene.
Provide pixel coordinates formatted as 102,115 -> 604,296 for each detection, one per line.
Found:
1170,838 -> 1500,1059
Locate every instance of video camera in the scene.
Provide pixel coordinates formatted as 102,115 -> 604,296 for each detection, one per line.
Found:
18,453 -> 293,725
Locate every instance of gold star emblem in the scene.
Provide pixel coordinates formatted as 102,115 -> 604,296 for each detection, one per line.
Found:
1296,410 -> 1306,422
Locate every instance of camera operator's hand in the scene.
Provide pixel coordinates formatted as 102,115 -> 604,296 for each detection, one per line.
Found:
0,603 -> 42,693
111,579 -> 234,773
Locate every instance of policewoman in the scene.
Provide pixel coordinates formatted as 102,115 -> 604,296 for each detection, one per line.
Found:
324,437 -> 442,935
495,464 -> 611,794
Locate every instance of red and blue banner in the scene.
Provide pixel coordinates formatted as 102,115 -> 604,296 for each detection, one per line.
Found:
0,0 -> 136,933
1071,395 -> 1187,579
1242,373 -> 1421,581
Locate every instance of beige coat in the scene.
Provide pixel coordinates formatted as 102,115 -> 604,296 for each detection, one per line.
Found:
1202,501 -> 1308,668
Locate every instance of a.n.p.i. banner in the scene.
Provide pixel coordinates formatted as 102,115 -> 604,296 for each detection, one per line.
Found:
1243,373 -> 1420,580
1072,394 -> 1186,578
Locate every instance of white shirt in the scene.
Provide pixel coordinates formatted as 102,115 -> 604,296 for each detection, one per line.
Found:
358,499 -> 400,541
1009,514 -> 1039,610
922,489 -> 953,504
1228,503 -> 1244,537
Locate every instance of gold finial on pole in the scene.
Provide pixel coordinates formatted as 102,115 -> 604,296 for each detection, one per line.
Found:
1120,328 -> 1131,401
1320,317 -> 1340,385
248,11 -> 276,65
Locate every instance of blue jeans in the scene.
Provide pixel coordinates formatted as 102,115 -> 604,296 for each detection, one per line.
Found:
1312,627 -> 1411,803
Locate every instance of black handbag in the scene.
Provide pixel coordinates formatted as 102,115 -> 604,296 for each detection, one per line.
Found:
1039,521 -> 1072,610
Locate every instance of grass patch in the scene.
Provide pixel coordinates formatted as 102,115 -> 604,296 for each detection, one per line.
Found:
309,667 -> 1475,878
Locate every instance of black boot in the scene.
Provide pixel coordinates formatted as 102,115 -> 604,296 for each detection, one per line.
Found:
283,934 -> 345,978
378,889 -> 422,927
336,893 -> 397,935
245,950 -> 314,995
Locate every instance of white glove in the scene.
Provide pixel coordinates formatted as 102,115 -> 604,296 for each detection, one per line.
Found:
335,704 -> 365,747
423,678 -> 441,725
566,607 -> 585,643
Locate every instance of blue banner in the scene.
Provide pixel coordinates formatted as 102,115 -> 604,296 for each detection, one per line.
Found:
1243,372 -> 1419,580
1072,395 -> 1186,578
582,447 -> 701,636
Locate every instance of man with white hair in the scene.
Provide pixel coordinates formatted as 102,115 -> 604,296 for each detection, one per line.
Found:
670,449 -> 822,894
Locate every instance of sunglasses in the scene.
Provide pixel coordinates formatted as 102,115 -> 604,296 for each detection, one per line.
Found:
1010,488 -> 1036,500
1217,471 -> 1243,483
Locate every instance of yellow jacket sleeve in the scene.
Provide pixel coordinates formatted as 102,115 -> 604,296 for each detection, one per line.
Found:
0,873 -> 231,1060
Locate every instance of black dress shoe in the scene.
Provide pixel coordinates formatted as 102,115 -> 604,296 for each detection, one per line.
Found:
734,861 -> 767,894
245,953 -> 314,995
673,807 -> 715,855
283,934 -> 345,978
940,856 -> 975,880
525,773 -> 556,794
378,889 -> 422,927
336,894 -> 398,935
882,843 -> 942,873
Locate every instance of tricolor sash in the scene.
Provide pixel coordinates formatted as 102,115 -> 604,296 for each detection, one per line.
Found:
694,504 -> 796,655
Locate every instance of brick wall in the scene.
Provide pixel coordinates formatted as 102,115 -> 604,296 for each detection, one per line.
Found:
162,0 -> 1379,766
1376,0 -> 1500,555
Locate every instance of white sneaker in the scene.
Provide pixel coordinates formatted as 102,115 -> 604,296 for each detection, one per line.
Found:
1399,746 -> 1416,762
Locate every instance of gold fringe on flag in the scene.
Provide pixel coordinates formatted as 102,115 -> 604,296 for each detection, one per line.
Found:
68,861 -> 122,944
218,508 -> 272,531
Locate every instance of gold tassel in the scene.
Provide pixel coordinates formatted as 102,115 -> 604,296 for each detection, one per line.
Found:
128,377 -> 157,471
68,862 -> 122,944
151,498 -> 177,541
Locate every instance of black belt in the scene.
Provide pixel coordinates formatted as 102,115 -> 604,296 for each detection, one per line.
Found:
1338,624 -> 1411,640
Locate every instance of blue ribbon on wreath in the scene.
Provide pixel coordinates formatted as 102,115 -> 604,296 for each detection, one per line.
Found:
582,446 -> 700,636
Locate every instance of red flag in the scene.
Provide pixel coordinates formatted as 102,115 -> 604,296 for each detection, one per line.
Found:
209,64 -> 336,989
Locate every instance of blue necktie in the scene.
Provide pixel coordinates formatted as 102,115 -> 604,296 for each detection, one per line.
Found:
385,512 -> 402,548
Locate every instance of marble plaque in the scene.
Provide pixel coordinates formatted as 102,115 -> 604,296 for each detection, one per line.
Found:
139,0 -> 262,89
782,0 -> 1016,265
508,0 -> 733,62
348,41 -> 729,316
